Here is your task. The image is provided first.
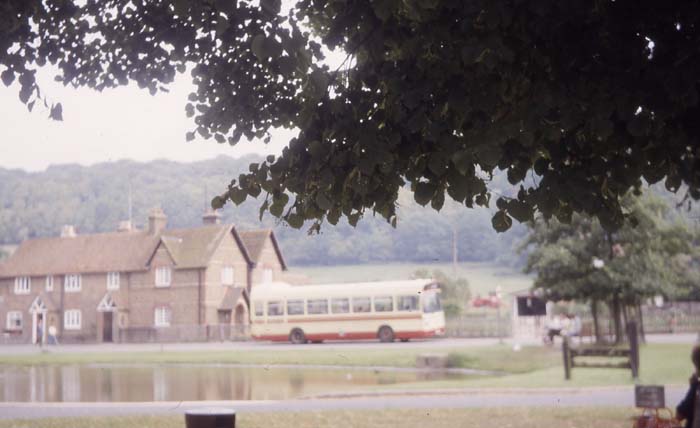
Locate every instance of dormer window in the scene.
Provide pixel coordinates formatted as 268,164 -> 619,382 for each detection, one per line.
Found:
14,277 -> 30,294
107,272 -> 120,290
64,274 -> 82,292
155,267 -> 172,287
45,275 -> 54,292
262,268 -> 273,284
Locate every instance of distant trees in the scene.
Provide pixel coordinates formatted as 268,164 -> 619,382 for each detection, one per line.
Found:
523,193 -> 698,342
0,156 -> 525,267
413,269 -> 471,317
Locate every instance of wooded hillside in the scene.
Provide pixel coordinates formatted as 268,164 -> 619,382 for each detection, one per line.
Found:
0,156 -> 527,266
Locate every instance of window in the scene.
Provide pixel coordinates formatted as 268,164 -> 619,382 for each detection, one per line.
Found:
221,266 -> 234,286
398,295 -> 419,312
64,274 -> 81,292
254,301 -> 264,317
14,277 -> 30,294
331,298 -> 350,314
267,301 -> 284,316
287,299 -> 304,315
154,306 -> 171,327
155,267 -> 172,287
262,268 -> 273,283
422,293 -> 442,313
6,311 -> 22,330
307,299 -> 329,315
107,272 -> 120,290
45,275 -> 54,292
352,297 -> 371,313
374,296 -> 394,312
64,310 -> 81,330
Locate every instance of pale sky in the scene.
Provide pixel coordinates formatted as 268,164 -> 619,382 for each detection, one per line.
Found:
0,67 -> 295,172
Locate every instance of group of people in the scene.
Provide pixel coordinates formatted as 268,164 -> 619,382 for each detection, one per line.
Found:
543,313 -> 582,344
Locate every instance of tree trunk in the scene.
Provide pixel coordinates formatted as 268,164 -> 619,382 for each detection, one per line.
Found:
621,302 -> 629,342
611,295 -> 623,344
637,302 -> 646,344
591,300 -> 602,343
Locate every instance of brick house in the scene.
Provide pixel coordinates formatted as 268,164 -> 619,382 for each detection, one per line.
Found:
0,208 -> 287,344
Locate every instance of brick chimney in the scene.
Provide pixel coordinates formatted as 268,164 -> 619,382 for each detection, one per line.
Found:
202,209 -> 221,225
148,207 -> 167,235
60,225 -> 77,238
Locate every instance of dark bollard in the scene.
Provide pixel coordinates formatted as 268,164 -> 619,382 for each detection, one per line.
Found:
185,408 -> 236,428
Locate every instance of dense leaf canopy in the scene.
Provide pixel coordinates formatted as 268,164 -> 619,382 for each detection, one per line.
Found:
3,0 -> 700,231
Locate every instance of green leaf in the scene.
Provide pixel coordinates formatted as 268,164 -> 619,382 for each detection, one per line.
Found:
186,131 -> 196,142
1,70 -> 14,87
50,103 -> 63,121
491,210 -> 513,233
260,0 -> 281,14
316,192 -> 332,210
215,0 -> 237,14
228,187 -> 247,205
286,212 -> 304,229
251,35 -> 266,62
414,182 -> 435,206
211,196 -> 226,210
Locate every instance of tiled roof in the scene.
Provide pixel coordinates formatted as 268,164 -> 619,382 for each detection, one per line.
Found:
0,231 -> 160,277
238,229 -> 287,270
0,224 -> 261,278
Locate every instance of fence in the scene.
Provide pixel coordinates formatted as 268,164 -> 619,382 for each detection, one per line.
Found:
118,324 -> 251,343
445,313 -> 512,338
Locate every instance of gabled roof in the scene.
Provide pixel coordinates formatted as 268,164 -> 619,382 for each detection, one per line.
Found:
219,287 -> 247,310
238,229 -> 287,270
0,231 -> 160,278
148,224 -> 247,269
0,223 -> 258,278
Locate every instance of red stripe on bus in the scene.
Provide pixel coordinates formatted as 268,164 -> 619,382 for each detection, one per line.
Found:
252,329 -> 445,342
274,313 -> 422,323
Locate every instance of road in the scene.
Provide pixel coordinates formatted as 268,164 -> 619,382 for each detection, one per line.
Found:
0,386 -> 686,419
0,333 -> 694,355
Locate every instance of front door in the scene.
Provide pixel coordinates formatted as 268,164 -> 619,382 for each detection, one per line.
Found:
103,312 -> 113,342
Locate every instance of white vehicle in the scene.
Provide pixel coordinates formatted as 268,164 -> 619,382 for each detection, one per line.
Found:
250,279 -> 445,344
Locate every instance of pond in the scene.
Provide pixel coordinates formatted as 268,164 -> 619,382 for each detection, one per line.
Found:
0,364 -> 471,402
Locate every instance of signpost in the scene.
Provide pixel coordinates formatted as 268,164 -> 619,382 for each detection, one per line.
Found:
635,385 -> 665,409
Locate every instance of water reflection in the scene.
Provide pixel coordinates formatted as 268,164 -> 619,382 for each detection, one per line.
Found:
0,364 -> 468,402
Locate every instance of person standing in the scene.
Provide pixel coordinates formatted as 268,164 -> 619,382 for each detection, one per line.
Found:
676,345 -> 700,428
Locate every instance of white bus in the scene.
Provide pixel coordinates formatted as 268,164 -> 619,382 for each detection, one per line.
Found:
250,279 -> 445,344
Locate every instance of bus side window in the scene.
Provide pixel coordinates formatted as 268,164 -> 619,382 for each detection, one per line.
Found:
374,296 -> 394,312
287,299 -> 304,315
398,295 -> 419,312
268,301 -> 284,316
352,297 -> 371,313
307,299 -> 329,315
331,298 -> 350,314
254,301 -> 264,317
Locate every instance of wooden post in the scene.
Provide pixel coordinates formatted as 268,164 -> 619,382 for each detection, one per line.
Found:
185,408 -> 236,428
627,321 -> 639,379
563,337 -> 571,380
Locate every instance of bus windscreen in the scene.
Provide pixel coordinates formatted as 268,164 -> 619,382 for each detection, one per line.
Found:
422,293 -> 442,313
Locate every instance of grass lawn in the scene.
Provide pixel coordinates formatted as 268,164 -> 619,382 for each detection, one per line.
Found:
0,408 -> 636,428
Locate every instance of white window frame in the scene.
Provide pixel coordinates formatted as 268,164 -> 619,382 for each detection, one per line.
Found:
45,275 -> 54,292
221,266 -> 234,286
107,272 -> 120,290
63,310 -> 81,330
262,268 -> 273,284
155,267 -> 172,288
154,306 -> 171,327
64,274 -> 82,293
6,311 -> 22,330
14,277 -> 30,294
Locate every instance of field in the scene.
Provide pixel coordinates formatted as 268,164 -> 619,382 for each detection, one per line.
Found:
290,261 -> 533,297
0,408 -> 636,428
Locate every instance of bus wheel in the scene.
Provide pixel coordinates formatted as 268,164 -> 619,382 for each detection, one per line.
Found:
289,328 -> 306,345
378,326 -> 395,343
